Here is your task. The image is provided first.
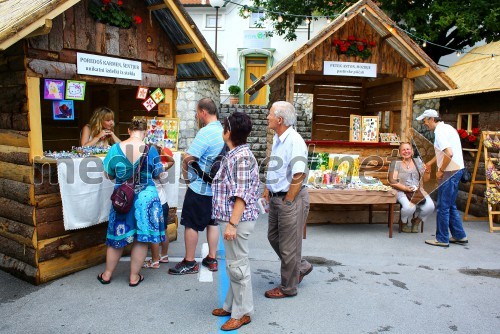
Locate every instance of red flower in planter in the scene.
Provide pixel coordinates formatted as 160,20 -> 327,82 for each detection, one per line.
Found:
133,15 -> 142,24
333,35 -> 377,60
348,35 -> 356,41
468,135 -> 477,143
357,44 -> 364,51
471,128 -> 480,136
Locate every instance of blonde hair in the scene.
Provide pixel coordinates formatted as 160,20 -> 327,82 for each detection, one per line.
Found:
89,107 -> 115,138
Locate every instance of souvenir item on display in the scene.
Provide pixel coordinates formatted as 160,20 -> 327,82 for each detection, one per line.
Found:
362,116 -> 379,142
349,115 -> 362,142
158,103 -> 171,117
164,118 -> 179,150
151,88 -> 165,104
136,86 -> 149,99
65,80 -> 86,100
142,97 -> 156,112
380,133 -> 400,143
44,79 -> 65,100
52,100 -> 74,120
146,118 -> 165,146
44,146 -> 110,159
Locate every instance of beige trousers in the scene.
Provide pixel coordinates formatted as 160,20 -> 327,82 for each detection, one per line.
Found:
219,220 -> 256,319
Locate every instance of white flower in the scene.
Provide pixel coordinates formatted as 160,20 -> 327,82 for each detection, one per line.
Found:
116,224 -> 125,236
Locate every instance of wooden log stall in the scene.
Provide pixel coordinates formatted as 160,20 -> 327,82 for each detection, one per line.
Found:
0,0 -> 228,284
247,0 -> 456,229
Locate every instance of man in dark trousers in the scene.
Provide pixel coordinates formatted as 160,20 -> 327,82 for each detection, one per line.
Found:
262,101 -> 313,298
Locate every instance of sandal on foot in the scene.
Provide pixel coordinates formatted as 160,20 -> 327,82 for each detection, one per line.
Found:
129,274 -> 144,287
143,259 -> 160,269
97,273 -> 111,285
159,254 -> 169,263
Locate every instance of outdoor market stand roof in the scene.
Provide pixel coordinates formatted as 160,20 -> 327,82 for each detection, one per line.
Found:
0,0 -> 229,82
246,0 -> 456,96
415,41 -> 500,100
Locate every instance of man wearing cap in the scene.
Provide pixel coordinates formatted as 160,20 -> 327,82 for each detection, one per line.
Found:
416,109 -> 468,247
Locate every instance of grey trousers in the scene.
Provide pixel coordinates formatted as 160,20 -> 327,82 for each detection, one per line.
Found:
219,220 -> 256,319
268,186 -> 311,295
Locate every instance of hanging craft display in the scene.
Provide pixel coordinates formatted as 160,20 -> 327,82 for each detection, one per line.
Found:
144,117 -> 179,151
136,86 -> 149,100
142,97 -> 156,112
52,100 -> 74,120
44,79 -> 65,100
361,116 -> 379,142
158,103 -> 171,117
349,114 -> 362,142
65,80 -> 86,100
151,88 -> 165,104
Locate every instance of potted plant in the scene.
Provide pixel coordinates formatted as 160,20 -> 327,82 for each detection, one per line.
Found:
228,85 -> 241,104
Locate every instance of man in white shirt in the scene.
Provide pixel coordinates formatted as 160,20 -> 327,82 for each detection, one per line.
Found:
417,109 -> 468,247
262,101 -> 313,298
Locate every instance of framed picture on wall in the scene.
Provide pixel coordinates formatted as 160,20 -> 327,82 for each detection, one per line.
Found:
362,116 -> 379,142
151,88 -> 165,104
136,86 -> 149,100
144,117 -> 179,151
65,80 -> 86,100
52,100 -> 74,120
158,103 -> 171,117
44,79 -> 65,100
349,114 -> 362,142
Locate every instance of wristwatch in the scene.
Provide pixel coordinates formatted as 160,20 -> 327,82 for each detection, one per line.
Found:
228,221 -> 238,228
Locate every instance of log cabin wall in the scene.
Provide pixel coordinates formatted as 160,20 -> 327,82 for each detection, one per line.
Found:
0,41 -> 39,283
27,0 -> 176,151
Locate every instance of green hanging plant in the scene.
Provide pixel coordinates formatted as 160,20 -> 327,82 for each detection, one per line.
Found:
88,0 -> 142,29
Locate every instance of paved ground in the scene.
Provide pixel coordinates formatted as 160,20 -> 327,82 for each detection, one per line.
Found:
1,201 -> 500,333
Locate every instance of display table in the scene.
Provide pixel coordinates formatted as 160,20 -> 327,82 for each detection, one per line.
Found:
306,188 -> 398,238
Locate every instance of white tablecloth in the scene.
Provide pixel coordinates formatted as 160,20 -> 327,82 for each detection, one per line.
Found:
58,153 -> 181,231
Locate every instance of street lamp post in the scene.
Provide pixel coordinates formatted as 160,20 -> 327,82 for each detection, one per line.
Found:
210,0 -> 225,56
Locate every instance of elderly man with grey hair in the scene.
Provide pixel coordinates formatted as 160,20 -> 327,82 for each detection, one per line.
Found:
262,101 -> 313,299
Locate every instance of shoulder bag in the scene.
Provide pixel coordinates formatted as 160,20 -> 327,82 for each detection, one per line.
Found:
110,145 -> 149,214
404,158 -> 427,205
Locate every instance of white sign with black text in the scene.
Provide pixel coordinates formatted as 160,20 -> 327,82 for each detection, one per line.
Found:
323,61 -> 377,78
77,52 -> 142,81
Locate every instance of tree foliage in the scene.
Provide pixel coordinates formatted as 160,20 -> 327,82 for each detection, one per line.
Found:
244,0 -> 499,63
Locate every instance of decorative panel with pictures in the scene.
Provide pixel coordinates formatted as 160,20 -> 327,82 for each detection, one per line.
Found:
349,114 -> 362,142
361,116 -> 379,142
144,117 -> 179,151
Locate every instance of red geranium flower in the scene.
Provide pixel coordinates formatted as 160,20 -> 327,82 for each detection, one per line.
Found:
460,131 -> 468,139
468,135 -> 477,143
340,45 -> 348,52
347,35 -> 355,41
369,41 -> 376,47
102,0 -> 111,5
471,128 -> 480,135
357,44 -> 364,51
117,0 -> 123,6
133,15 -> 142,24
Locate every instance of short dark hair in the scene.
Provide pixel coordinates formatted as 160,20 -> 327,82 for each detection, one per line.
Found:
197,97 -> 217,115
224,112 -> 252,147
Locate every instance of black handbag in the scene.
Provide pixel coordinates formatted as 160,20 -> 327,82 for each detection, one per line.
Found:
404,158 -> 427,205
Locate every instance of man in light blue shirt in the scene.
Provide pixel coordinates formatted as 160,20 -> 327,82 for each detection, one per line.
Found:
169,98 -> 224,275
263,101 -> 313,298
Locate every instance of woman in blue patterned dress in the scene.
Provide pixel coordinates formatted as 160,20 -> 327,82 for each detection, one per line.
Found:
98,118 -> 165,286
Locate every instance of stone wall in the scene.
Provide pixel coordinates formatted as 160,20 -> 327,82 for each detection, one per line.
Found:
176,80 -> 220,151
218,103 -> 313,170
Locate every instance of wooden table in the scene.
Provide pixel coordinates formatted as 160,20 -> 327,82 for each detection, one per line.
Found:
305,188 -> 398,238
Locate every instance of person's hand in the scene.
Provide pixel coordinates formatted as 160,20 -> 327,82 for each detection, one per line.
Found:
223,224 -> 237,241
98,129 -> 111,139
262,188 -> 269,202
436,170 -> 444,180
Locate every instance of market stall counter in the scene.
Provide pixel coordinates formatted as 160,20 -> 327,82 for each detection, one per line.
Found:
306,187 -> 398,238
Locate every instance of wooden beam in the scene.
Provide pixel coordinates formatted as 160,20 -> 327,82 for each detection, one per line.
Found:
163,0 -> 226,82
177,43 -> 197,50
27,77 -> 43,163
286,68 -> 295,103
25,19 -> 52,38
364,77 -> 402,89
175,53 -> 204,64
400,78 -> 413,142
407,67 -> 430,79
0,0 -> 81,51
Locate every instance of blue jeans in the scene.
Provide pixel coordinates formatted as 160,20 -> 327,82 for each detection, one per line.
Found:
436,169 -> 467,243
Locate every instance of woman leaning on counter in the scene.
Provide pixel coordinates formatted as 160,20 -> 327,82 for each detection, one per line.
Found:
81,107 -> 121,147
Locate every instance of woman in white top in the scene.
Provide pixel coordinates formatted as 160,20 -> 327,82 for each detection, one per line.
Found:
389,142 -> 435,233
81,107 -> 120,147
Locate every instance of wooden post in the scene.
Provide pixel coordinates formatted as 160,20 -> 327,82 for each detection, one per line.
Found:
285,65 -> 295,104
27,77 -> 43,162
400,78 -> 413,142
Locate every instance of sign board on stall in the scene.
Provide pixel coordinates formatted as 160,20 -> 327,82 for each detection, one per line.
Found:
323,61 -> 377,78
77,52 -> 142,81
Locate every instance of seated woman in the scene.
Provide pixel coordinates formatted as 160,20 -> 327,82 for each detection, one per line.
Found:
81,107 -> 120,147
389,142 -> 435,233
98,118 -> 166,287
